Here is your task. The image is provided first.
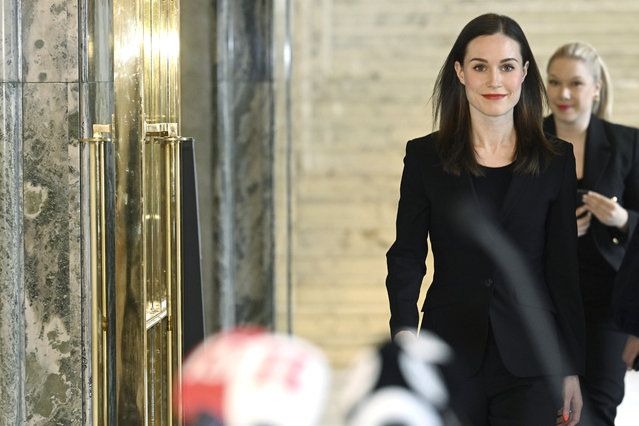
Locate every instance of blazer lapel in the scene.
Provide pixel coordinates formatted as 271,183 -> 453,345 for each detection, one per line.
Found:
582,115 -> 611,189
544,114 -> 611,189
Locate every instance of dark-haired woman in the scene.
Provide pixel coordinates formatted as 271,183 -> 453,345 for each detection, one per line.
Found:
385,14 -> 585,426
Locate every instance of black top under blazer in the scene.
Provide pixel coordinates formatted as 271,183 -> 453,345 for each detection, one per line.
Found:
386,133 -> 586,378
544,115 -> 639,271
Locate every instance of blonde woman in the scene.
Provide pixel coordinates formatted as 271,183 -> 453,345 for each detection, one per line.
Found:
544,41 -> 639,426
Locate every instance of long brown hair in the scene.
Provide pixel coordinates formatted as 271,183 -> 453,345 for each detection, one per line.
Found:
433,13 -> 555,176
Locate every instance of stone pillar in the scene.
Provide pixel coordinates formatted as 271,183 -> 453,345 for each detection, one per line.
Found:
216,0 -> 275,329
9,0 -> 84,423
0,0 -> 24,422
0,0 -> 111,424
181,0 -> 276,332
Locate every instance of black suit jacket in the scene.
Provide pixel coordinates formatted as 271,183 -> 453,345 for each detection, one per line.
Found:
544,115 -> 639,270
613,225 -> 639,336
386,133 -> 585,378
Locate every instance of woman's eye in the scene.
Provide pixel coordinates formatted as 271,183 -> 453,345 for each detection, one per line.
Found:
473,64 -> 486,71
571,81 -> 583,87
502,64 -> 515,71
547,80 -> 558,86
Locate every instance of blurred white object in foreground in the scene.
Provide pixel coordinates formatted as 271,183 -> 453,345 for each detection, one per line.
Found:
177,326 -> 331,426
341,330 -> 468,426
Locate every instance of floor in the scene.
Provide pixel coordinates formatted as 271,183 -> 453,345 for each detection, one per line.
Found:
617,371 -> 639,425
322,369 -> 639,425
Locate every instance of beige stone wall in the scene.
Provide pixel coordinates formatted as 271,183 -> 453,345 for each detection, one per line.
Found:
287,0 -> 639,368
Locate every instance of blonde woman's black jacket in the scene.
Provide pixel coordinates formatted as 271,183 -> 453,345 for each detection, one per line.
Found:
385,133 -> 585,378
544,114 -> 639,270
613,225 -> 639,336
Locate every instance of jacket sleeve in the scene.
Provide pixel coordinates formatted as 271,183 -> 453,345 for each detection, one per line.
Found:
544,145 -> 586,375
611,129 -> 639,334
613,225 -> 639,335
385,139 -> 431,337
620,126 -> 639,242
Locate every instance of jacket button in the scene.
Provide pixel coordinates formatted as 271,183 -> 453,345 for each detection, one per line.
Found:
484,278 -> 494,287
612,237 -> 620,245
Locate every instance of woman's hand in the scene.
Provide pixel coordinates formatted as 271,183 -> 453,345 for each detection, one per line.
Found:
556,375 -> 582,425
393,330 -> 416,342
622,335 -> 639,370
576,205 -> 592,237
582,191 -> 629,230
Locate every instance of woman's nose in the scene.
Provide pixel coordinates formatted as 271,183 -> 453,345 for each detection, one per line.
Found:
488,69 -> 501,87
559,86 -> 571,99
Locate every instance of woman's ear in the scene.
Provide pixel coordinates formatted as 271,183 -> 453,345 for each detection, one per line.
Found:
454,61 -> 465,85
522,61 -> 529,80
594,79 -> 603,97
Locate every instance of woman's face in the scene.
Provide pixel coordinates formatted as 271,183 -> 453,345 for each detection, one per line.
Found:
546,57 -> 601,127
454,33 -> 529,120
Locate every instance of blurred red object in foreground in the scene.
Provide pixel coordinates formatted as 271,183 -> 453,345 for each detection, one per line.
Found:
175,326 -> 331,426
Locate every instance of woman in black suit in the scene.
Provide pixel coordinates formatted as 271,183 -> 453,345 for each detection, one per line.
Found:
385,13 -> 585,426
544,41 -> 639,425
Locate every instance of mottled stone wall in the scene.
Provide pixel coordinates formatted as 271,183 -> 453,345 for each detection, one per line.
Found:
22,0 -> 84,423
217,0 -> 275,329
181,0 -> 275,333
0,0 -> 24,421
0,0 -> 104,423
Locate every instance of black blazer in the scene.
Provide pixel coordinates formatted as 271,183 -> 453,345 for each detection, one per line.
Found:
613,225 -> 639,336
544,115 -> 639,270
386,133 -> 585,378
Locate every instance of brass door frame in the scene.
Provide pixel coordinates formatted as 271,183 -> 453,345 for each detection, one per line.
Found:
108,0 -> 182,424
142,130 -> 183,425
80,126 -> 116,426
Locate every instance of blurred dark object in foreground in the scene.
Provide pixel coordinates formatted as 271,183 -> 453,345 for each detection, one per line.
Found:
181,138 -> 206,356
341,331 -> 475,426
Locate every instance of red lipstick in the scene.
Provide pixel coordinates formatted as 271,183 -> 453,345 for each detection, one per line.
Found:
558,105 -> 571,111
482,94 -> 506,100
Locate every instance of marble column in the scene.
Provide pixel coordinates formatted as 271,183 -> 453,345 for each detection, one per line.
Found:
181,0 -> 276,332
217,0 -> 275,329
0,0 -> 24,422
0,0 -> 112,424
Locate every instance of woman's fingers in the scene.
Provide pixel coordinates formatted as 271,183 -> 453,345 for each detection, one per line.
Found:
576,208 -> 591,237
582,191 -> 628,229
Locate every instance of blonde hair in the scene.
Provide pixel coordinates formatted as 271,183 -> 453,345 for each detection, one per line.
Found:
547,41 -> 613,120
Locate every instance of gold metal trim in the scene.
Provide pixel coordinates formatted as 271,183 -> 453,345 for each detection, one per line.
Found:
146,122 -> 178,137
113,0 -> 147,418
113,0 -> 182,423
143,134 -> 185,425
93,123 -> 112,138
79,134 -> 112,426
146,300 -> 168,329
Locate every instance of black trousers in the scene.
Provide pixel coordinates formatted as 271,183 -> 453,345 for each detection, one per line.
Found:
579,306 -> 627,426
462,328 -> 563,426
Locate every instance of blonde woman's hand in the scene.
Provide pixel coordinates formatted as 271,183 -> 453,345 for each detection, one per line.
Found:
576,205 -> 591,237
582,191 -> 629,230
